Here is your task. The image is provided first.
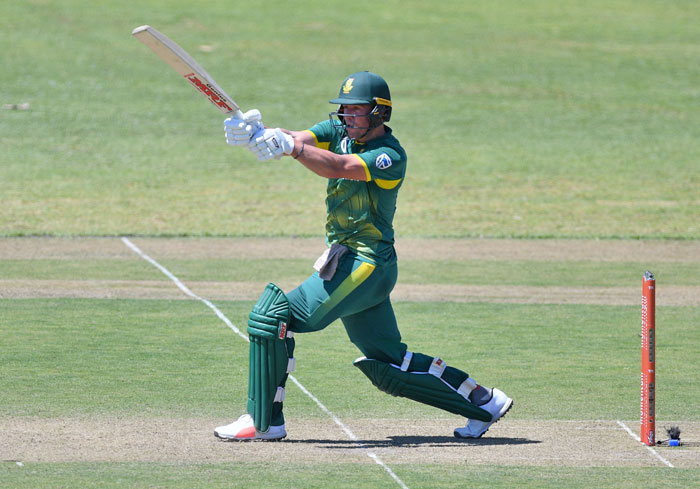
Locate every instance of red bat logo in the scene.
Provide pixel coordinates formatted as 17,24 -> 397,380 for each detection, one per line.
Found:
184,73 -> 234,112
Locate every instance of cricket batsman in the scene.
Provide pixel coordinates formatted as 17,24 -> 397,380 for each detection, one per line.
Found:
214,71 -> 513,441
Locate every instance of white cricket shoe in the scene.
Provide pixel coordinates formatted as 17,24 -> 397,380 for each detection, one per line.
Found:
453,388 -> 513,439
214,414 -> 287,441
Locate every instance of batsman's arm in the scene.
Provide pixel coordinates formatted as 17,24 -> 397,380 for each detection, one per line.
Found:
284,131 -> 369,181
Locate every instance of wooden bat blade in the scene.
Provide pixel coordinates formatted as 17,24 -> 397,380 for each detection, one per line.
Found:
132,25 -> 242,116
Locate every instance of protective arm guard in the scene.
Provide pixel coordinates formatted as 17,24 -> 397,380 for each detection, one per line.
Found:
354,352 -> 492,422
247,283 -> 295,433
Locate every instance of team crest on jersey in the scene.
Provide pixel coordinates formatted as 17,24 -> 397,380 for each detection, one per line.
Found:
340,137 -> 350,153
342,78 -> 355,94
375,153 -> 392,170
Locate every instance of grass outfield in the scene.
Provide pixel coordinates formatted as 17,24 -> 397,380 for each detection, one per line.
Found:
3,464 -> 698,489
1,0 -> 699,238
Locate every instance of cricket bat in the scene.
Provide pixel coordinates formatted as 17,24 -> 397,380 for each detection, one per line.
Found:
132,25 -> 244,118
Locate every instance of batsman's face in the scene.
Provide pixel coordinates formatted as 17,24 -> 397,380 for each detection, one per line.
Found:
342,104 -> 372,138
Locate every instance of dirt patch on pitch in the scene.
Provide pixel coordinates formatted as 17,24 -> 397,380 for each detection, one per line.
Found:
2,417 -> 697,468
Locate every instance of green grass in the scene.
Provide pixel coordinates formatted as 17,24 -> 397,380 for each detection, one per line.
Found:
2,298 -> 698,422
0,462 -> 402,489
3,463 -> 698,489
1,0 -> 699,238
0,259 -> 165,281
0,299 -> 243,417
4,257 -> 700,286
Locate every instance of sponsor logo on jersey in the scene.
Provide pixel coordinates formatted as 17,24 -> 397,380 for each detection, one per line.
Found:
342,77 -> 355,94
375,153 -> 392,170
340,137 -> 350,153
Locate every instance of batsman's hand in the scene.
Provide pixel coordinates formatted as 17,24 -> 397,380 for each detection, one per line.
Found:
249,128 -> 294,161
224,109 -> 263,146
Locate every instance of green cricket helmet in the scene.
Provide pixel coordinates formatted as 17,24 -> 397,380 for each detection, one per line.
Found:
329,71 -> 392,137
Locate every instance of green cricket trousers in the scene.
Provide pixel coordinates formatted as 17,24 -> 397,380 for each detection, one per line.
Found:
270,248 -> 489,426
286,250 -> 406,365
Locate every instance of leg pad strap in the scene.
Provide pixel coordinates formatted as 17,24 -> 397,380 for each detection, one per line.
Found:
354,354 -> 491,422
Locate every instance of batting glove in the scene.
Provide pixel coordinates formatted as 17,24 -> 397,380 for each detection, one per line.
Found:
224,109 -> 263,146
249,128 -> 294,161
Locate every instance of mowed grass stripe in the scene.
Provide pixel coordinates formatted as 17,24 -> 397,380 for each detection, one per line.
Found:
3,255 -> 700,305
3,258 -> 700,286
3,238 -> 700,262
0,461 -> 403,489
5,462 -> 698,489
3,279 -> 700,306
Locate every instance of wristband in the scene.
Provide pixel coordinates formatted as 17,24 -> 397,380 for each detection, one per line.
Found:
293,141 -> 305,159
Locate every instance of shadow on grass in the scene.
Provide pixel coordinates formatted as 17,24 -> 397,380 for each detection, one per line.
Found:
286,435 -> 540,448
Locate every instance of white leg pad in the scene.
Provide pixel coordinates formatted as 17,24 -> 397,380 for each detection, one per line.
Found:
428,357 -> 446,378
400,351 -> 413,371
457,377 -> 477,400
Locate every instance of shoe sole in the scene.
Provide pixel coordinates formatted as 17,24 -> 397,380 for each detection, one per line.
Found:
453,398 -> 514,439
214,431 -> 286,442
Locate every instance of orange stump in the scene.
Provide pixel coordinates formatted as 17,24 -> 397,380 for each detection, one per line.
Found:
641,271 -> 656,446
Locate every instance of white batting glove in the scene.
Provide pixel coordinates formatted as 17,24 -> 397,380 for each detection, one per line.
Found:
224,109 -> 263,146
249,128 -> 295,161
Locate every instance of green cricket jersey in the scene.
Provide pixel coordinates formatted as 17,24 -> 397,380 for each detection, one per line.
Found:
306,119 -> 407,265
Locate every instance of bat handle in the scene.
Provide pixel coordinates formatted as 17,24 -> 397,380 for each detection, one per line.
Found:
231,109 -> 245,119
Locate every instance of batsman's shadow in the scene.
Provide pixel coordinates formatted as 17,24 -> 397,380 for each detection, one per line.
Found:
288,435 -> 540,449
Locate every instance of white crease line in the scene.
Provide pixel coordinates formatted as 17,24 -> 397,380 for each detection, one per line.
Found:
616,420 -> 674,468
121,237 -> 409,489
121,237 -> 247,340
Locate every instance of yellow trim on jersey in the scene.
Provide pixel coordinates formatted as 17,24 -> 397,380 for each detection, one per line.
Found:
304,129 -> 330,150
375,178 -> 402,190
353,154 -> 371,181
304,129 -> 318,145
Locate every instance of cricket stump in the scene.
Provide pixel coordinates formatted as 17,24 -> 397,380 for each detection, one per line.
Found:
641,271 -> 656,446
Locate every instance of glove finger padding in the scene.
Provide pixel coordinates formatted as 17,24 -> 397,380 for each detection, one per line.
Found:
224,109 -> 263,146
240,109 -> 262,124
225,125 -> 255,145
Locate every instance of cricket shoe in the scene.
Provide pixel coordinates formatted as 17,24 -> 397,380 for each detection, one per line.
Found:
453,388 -> 513,439
214,414 -> 286,441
